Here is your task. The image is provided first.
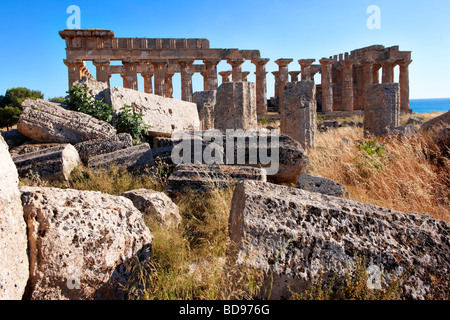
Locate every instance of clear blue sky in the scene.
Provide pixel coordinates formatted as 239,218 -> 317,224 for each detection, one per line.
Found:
0,0 -> 449,100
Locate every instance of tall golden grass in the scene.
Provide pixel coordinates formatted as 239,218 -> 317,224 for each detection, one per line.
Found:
307,120 -> 449,221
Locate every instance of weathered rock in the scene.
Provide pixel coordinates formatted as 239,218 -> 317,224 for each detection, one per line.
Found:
435,126 -> 450,155
18,99 -> 117,144
20,186 -> 153,300
323,120 -> 340,128
74,133 -> 133,164
12,144 -> 82,181
1,129 -> 31,150
0,136 -> 29,300
406,116 -> 424,126
391,124 -> 419,138
104,87 -> 200,137
229,180 -> 450,300
420,111 -> 450,139
87,143 -> 154,173
214,82 -> 257,131
192,90 -> 216,130
171,130 -> 310,184
9,143 -> 61,157
73,75 -> 109,101
121,189 -> 181,228
364,84 -> 400,137
166,164 -> 267,193
296,173 -> 348,198
280,81 -> 317,149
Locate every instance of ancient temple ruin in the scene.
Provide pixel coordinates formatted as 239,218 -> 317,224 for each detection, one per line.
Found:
59,29 -> 412,115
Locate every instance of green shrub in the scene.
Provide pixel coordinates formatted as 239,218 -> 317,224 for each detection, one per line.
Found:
114,105 -> 150,141
66,85 -> 114,123
65,85 -> 150,141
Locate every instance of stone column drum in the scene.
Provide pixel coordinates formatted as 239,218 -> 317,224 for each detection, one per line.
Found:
280,81 -> 317,149
214,82 -> 257,131
252,58 -> 270,117
341,60 -> 355,112
363,83 -> 400,137
319,58 -> 334,113
275,59 -> 293,105
179,59 -> 195,102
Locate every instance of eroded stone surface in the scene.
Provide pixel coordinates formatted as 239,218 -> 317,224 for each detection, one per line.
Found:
20,186 -> 153,300
280,81 -> 316,149
18,99 -> 117,143
296,173 -> 348,198
12,144 -> 81,181
0,136 -> 29,300
87,143 -> 154,173
104,87 -> 200,137
229,180 -> 450,300
74,133 -> 133,164
121,189 -> 181,228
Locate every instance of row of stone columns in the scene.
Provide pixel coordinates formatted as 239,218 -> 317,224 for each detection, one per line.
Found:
269,56 -> 411,114
64,57 -> 271,116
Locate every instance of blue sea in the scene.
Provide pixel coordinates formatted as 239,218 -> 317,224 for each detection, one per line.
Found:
410,98 -> 450,114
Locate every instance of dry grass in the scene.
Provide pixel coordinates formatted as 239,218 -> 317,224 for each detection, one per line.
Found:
307,114 -> 450,221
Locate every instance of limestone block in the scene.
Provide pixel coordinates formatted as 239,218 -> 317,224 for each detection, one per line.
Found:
420,111 -> 450,139
73,75 -> 109,101
170,131 -> 310,184
121,189 -> 181,228
20,186 -> 153,300
18,99 -> 117,144
363,84 -> 400,137
74,133 -> 133,164
1,129 -> 31,151
166,164 -> 266,193
214,82 -> 257,131
87,143 -> 154,173
0,136 -> 29,300
280,81 -> 317,149
12,144 -> 82,181
229,180 -> 450,300
104,87 -> 200,137
296,173 -> 348,198
192,90 -> 216,130
10,143 -> 61,157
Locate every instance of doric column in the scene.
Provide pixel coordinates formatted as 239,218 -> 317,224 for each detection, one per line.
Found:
398,60 -> 412,113
272,71 -> 280,99
151,59 -> 168,96
341,59 -> 355,111
200,70 -> 208,91
379,59 -> 395,83
298,59 -> 316,81
179,59 -> 195,102
275,59 -> 293,101
242,72 -> 250,82
203,58 -> 221,91
362,59 -> 374,110
92,59 -> 111,86
372,63 -> 381,84
165,72 -> 175,98
219,71 -> 232,83
122,59 -> 139,90
228,58 -> 245,82
319,58 -> 334,113
289,71 -> 301,82
251,58 -> 270,117
63,59 -> 84,89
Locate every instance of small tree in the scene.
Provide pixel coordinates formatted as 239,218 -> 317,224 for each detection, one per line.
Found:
1,87 -> 44,109
0,106 -> 22,130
